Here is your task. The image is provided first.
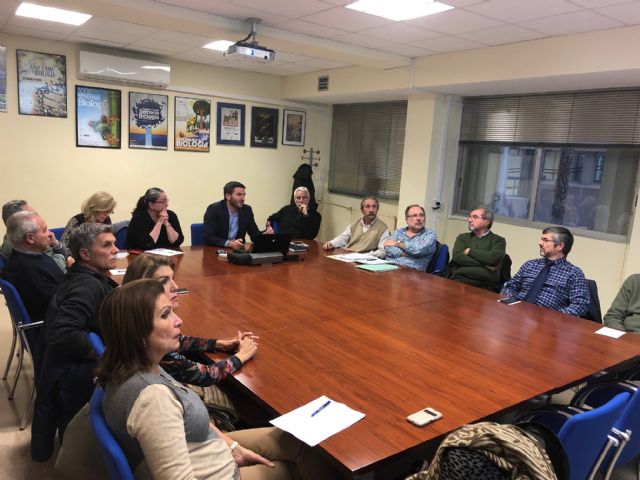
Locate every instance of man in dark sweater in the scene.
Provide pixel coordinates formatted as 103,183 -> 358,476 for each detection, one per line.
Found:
1,211 -> 65,331
448,206 -> 506,291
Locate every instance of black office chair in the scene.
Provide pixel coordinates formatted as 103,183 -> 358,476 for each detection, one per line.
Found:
583,279 -> 602,324
496,253 -> 512,293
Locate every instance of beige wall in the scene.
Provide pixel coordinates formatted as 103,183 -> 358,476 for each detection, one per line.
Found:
0,33 -> 329,245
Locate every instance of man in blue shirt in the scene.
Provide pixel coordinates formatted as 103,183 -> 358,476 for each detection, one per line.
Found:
502,226 -> 589,317
384,204 -> 436,271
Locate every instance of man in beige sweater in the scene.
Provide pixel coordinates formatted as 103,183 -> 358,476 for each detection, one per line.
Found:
323,196 -> 390,257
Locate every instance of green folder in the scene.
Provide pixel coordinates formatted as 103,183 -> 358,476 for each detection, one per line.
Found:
356,263 -> 400,272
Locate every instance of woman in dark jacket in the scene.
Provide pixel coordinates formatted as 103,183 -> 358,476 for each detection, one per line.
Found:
126,187 -> 184,250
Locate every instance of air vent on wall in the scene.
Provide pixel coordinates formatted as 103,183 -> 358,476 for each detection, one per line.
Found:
78,51 -> 170,89
318,75 -> 329,92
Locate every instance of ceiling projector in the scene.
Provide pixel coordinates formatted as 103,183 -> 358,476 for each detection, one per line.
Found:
226,18 -> 275,62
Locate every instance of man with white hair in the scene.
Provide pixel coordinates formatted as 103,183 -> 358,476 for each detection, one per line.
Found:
32,222 -> 119,462
266,186 -> 322,239
1,211 -> 65,327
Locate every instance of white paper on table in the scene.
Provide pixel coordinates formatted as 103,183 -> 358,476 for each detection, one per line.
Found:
270,395 -> 365,446
109,268 -> 127,276
354,257 -> 390,265
146,248 -> 184,257
115,251 -> 129,259
595,326 -> 626,339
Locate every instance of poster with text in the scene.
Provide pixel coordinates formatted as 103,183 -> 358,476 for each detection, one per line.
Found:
251,106 -> 278,148
76,86 -> 121,148
217,102 -> 245,145
129,92 -> 168,149
0,46 -> 6,112
175,96 -> 210,152
17,49 -> 67,117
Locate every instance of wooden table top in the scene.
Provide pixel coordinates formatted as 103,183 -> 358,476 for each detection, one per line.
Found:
128,243 -> 640,476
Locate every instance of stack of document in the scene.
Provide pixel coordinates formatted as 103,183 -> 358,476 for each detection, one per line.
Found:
328,252 -> 389,264
270,395 -> 365,446
146,248 -> 184,257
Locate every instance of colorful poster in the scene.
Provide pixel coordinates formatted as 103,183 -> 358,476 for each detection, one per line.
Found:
217,102 -> 245,145
174,96 -> 210,152
75,86 -> 121,148
17,49 -> 67,117
0,46 -> 6,112
129,92 -> 168,150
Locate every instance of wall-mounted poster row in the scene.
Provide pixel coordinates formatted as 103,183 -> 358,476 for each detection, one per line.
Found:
10,49 -> 305,149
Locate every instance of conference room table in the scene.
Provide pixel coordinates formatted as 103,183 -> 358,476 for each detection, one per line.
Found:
127,242 -> 640,478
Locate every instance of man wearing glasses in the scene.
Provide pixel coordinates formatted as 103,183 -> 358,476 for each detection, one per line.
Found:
448,206 -> 506,291
502,226 -> 589,317
383,204 -> 436,271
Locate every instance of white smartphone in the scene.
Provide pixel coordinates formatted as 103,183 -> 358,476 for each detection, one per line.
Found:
407,407 -> 443,427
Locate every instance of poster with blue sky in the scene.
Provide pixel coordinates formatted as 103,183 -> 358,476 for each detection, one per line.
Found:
75,85 -> 121,148
129,92 -> 168,150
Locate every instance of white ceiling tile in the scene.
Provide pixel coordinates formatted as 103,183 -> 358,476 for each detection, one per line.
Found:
296,57 -> 350,68
78,18 -> 158,37
128,37 -> 193,54
153,0 -> 218,10
595,2 -> 640,24
444,0 -> 488,6
264,62 -> 322,73
68,35 -> 129,48
0,1 -> 19,16
521,10 -> 622,35
319,0 -> 353,6
466,0 -> 582,23
412,35 -> 485,52
333,32 -> 402,49
274,50 -> 316,62
459,24 -> 546,45
68,28 -> 143,45
360,23 -> 442,43
202,2 -> 290,25
141,29 -> 212,46
406,8 -> 502,34
571,0 -> 636,7
7,16 -> 78,34
3,25 -> 68,41
301,7 -> 392,31
276,19 -> 347,38
231,0 -> 332,19
376,43 -> 436,57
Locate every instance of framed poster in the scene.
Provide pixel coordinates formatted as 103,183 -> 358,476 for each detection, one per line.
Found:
0,46 -> 6,112
129,92 -> 168,150
251,106 -> 278,148
17,49 -> 67,117
217,102 -> 245,146
75,86 -> 121,148
282,109 -> 306,146
175,96 -> 210,152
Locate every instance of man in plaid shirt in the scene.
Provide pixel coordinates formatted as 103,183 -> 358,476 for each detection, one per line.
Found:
502,226 -> 589,317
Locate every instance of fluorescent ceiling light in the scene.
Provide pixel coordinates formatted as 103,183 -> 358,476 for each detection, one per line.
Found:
203,40 -> 234,52
346,0 -> 454,21
16,2 -> 92,26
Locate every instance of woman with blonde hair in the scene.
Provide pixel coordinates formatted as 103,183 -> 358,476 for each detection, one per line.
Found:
60,191 -> 116,247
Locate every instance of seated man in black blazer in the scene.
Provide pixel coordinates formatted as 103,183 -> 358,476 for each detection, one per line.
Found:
203,181 -> 272,248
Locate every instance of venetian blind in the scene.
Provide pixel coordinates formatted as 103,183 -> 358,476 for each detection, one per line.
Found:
460,89 -> 640,145
329,101 -> 407,200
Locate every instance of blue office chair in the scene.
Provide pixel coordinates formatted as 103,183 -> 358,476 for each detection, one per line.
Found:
271,221 -> 280,234
89,332 -> 105,359
90,386 -> 134,480
0,278 -> 43,429
520,392 -> 630,480
191,223 -> 204,246
426,242 -> 449,275
115,226 -> 128,250
50,227 -> 65,241
571,382 -> 640,479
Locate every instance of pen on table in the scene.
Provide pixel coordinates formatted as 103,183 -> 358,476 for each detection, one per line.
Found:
311,400 -> 331,417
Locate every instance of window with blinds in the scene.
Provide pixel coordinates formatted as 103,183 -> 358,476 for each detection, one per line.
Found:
455,89 -> 640,240
329,101 -> 406,200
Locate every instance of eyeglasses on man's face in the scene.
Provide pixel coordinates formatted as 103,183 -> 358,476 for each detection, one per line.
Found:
407,213 -> 425,219
468,214 -> 486,220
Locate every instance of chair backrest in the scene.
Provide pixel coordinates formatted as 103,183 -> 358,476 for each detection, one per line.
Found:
90,386 -> 134,480
497,253 -> 512,289
558,391 -> 630,480
0,255 -> 4,271
583,279 -> 602,323
607,385 -> 640,469
50,227 -> 65,241
0,278 -> 39,352
89,332 -> 105,359
115,226 -> 128,250
271,221 -> 280,234
190,223 -> 204,246
427,242 -> 449,276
